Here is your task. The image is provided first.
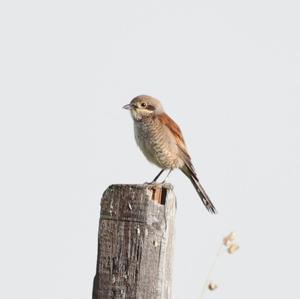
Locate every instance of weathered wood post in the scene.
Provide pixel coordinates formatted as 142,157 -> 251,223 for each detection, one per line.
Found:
92,183 -> 176,299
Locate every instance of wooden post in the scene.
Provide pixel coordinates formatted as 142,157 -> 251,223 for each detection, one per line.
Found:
92,183 -> 176,299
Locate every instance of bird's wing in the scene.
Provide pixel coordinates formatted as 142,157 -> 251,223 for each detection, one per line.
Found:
158,113 -> 217,213
157,112 -> 194,166
157,113 -> 188,155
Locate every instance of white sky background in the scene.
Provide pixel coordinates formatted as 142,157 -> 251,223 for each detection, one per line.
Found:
0,0 -> 300,298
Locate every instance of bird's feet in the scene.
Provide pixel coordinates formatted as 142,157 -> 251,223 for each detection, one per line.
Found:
143,169 -> 173,185
143,181 -> 160,185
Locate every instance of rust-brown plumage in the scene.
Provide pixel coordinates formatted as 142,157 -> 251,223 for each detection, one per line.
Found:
157,113 -> 186,150
123,95 -> 217,214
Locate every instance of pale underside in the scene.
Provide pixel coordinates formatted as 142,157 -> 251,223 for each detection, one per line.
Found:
133,117 -> 184,170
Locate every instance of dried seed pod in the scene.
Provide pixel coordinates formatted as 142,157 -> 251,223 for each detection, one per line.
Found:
223,237 -> 231,247
208,282 -> 218,291
228,243 -> 240,254
223,231 -> 236,247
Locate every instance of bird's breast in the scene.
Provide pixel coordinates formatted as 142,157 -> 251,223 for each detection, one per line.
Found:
133,118 -> 182,169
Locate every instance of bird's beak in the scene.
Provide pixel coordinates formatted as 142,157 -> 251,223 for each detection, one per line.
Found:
123,103 -> 133,110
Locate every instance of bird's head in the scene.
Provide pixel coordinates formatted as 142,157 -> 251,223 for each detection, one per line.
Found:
123,95 -> 164,120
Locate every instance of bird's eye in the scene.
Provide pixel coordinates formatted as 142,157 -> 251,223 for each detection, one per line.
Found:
141,102 -> 147,108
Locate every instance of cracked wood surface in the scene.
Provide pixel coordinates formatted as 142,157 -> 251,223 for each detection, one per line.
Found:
92,184 -> 176,299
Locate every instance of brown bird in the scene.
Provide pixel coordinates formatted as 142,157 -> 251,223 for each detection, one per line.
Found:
123,95 -> 216,214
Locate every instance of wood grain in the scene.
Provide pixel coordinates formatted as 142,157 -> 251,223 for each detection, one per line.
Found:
92,183 -> 176,299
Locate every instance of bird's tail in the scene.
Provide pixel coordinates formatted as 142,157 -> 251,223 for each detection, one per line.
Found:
181,163 -> 217,214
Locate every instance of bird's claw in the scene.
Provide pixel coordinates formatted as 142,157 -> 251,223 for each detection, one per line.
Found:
143,181 -> 160,185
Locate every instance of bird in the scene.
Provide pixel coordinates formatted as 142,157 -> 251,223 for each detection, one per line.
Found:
123,95 -> 216,214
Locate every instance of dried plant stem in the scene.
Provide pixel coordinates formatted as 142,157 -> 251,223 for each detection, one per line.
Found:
199,244 -> 225,299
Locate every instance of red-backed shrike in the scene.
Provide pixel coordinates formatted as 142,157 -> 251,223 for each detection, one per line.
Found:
123,95 -> 216,214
